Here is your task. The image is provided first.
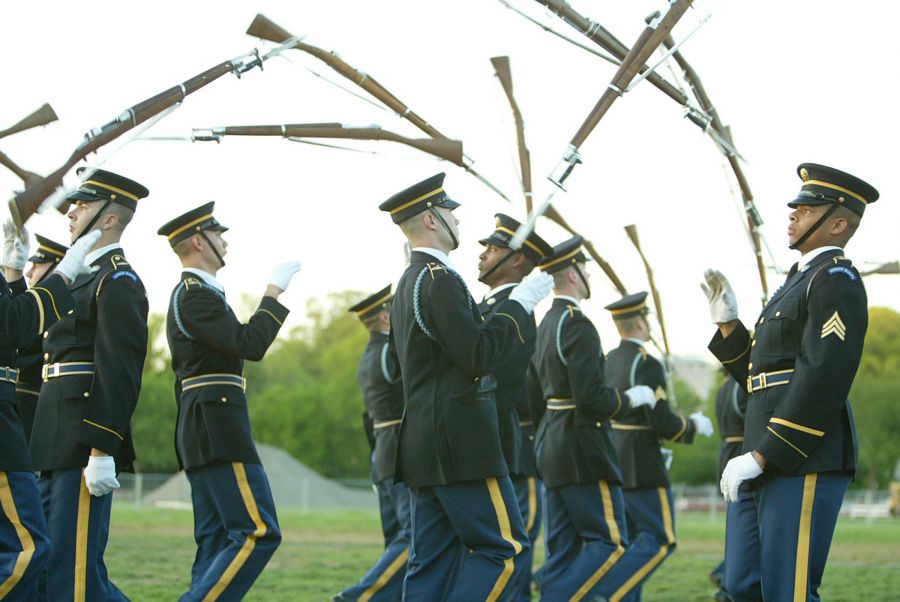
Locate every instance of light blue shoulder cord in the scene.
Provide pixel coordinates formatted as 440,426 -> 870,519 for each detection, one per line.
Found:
172,280 -> 226,340
556,311 -> 571,365
413,265 -> 471,341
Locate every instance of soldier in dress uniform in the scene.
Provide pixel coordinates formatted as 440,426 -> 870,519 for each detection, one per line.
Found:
158,202 -> 300,600
335,285 -> 410,602
703,163 -> 878,601
378,172 -> 552,601
600,292 -> 714,601
525,236 -> 659,602
14,234 -> 68,443
29,167 -> 150,601
0,220 -> 95,600
476,213 -> 553,601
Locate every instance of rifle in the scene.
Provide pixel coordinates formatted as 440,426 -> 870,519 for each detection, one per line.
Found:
246,14 -> 511,203
191,123 -> 463,165
7,46 -> 286,228
490,55 -> 628,295
860,260 -> 900,277
0,104 -> 58,140
0,151 -> 43,190
510,0 -> 694,250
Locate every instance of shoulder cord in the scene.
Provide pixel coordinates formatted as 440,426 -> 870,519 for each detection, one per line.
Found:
555,311 -> 570,365
413,266 -> 471,341
380,342 -> 396,384
172,280 -> 226,340
730,379 -> 744,419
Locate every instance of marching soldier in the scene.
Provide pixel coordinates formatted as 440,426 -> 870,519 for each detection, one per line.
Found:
335,285 -> 409,602
30,167 -> 149,601
379,172 -> 552,600
476,213 -> 553,600
158,202 -> 300,600
0,220 -> 94,600
601,292 -> 714,601
704,163 -> 877,601
14,234 -> 68,442
526,236 -> 658,602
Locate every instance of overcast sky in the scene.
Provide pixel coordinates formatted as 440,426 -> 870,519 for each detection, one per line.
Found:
2,0 -> 897,358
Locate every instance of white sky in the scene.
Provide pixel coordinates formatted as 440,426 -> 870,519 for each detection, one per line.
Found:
2,0 -> 897,358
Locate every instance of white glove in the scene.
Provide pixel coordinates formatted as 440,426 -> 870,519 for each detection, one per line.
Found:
2,218 -> 29,271
55,229 -> 102,281
268,260 -> 302,292
509,271 -> 553,313
625,385 -> 657,410
700,269 -> 739,324
720,451 -> 763,503
690,411 -> 714,437
83,455 -> 120,497
660,447 -> 674,471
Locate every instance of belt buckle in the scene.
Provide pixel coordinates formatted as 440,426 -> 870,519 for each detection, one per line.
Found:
43,362 -> 60,380
758,372 -> 767,390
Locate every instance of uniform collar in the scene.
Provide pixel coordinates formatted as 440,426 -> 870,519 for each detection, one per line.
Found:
623,337 -> 646,348
483,282 -> 517,302
84,243 -> 122,267
554,294 -> 581,309
183,267 -> 225,293
797,246 -> 843,272
412,247 -> 456,272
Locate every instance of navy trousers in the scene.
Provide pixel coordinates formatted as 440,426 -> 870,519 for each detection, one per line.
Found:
510,475 -> 543,601
339,476 -> 411,601
540,481 -> 628,602
403,476 -> 529,601
39,467 -> 128,601
724,489 -> 761,601
181,461 -> 281,601
754,473 -> 849,602
0,471 -> 48,600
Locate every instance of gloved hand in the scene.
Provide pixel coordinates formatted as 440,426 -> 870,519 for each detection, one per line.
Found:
700,269 -> 739,324
690,411 -> 714,437
55,229 -> 102,281
83,455 -> 120,497
720,452 -> 763,503
625,385 -> 657,410
2,217 -> 29,271
660,447 -> 674,471
509,271 -> 553,313
268,260 -> 302,292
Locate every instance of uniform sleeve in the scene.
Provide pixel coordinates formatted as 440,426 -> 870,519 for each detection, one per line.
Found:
708,321 -> 752,386
425,272 -> 529,378
78,274 -> 149,455
179,288 -> 289,361
0,273 -> 74,347
640,358 -> 696,443
756,270 -> 867,472
526,361 -> 545,428
563,315 -> 623,420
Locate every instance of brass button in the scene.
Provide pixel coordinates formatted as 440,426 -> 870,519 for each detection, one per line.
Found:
752,340 -> 757,347
775,311 -> 781,317
43,332 -> 49,339
43,353 -> 49,360
595,422 -> 602,428
748,362 -> 753,370
83,392 -> 90,398
67,310 -> 74,315
221,397 -> 227,402
759,317 -> 765,324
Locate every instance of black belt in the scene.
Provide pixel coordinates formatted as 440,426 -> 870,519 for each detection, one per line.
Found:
42,362 -> 95,381
182,373 -> 246,392
747,369 -> 793,394
546,397 -> 575,410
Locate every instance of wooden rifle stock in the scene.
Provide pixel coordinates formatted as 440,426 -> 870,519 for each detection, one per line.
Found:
0,151 -> 42,188
625,224 -> 671,357
8,52 -> 266,228
0,104 -> 58,140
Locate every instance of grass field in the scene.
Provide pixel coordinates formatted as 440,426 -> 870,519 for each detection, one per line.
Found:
105,505 -> 900,600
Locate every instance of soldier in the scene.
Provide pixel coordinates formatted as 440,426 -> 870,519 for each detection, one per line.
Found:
0,220 -> 95,600
476,213 -> 553,600
526,236 -> 658,601
158,202 -> 300,600
30,167 -> 149,601
600,292 -> 714,601
703,163 -> 877,601
14,234 -> 68,443
378,172 -> 552,600
335,285 -> 409,602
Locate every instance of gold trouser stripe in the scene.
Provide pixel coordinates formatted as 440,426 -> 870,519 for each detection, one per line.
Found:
0,473 -> 37,597
75,475 -> 91,602
25,289 -> 44,333
770,417 -> 825,437
570,482 -> 625,602
525,478 -> 537,533
659,487 -> 676,545
496,312 -> 524,344
256,308 -> 283,326
203,463 -> 268,602
31,287 -> 61,320
767,427 -> 808,458
794,474 -> 817,602
485,477 -> 522,602
358,547 -> 409,602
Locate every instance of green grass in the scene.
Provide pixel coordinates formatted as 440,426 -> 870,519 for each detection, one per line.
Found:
105,505 -> 900,600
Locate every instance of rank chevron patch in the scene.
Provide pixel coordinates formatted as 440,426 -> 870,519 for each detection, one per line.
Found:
821,311 -> 846,341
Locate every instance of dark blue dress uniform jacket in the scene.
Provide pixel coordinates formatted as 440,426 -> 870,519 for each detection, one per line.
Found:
167,273 -> 288,470
30,249 -> 148,472
709,249 -> 864,478
528,298 -> 624,489
358,331 -> 404,482
389,251 -> 530,488
1,273 -> 74,471
478,285 -> 537,477
714,378 -> 748,481
605,340 -> 696,489
13,333 -> 42,443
